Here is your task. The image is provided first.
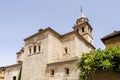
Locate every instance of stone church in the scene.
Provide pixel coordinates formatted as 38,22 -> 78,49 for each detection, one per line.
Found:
0,12 -> 95,80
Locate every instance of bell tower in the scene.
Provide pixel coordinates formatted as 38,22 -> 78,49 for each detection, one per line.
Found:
73,10 -> 93,45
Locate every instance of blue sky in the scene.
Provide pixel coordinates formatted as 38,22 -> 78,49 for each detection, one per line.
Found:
0,0 -> 120,66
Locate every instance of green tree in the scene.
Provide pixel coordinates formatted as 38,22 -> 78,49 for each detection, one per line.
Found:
77,46 -> 120,80
18,66 -> 22,80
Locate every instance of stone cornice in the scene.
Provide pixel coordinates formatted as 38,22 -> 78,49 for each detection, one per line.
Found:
5,63 -> 22,68
47,56 -> 79,65
24,27 -> 61,41
73,22 -> 93,30
24,27 -> 95,49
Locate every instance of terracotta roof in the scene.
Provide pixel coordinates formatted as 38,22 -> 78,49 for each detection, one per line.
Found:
47,56 -> 79,65
101,30 -> 120,43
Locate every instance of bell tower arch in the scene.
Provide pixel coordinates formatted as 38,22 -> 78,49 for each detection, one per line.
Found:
73,10 -> 93,45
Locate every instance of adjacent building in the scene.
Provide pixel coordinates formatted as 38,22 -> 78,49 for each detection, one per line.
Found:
0,67 -> 5,80
4,64 -> 21,80
101,30 -> 120,46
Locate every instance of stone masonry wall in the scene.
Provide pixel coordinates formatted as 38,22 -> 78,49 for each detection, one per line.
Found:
104,36 -> 120,46
21,30 -> 94,80
0,70 -> 4,80
48,33 -> 61,63
22,32 -> 49,80
61,34 -> 76,58
47,61 -> 79,80
88,71 -> 120,80
4,64 -> 21,80
75,35 -> 92,57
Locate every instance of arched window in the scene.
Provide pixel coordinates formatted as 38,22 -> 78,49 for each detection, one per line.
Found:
82,27 -> 84,32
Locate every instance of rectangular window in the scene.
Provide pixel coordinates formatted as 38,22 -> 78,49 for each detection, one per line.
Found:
64,47 -> 68,54
76,29 -> 79,32
28,46 -> 32,55
34,45 -> 36,53
65,68 -> 69,75
13,76 -> 16,80
38,43 -> 41,52
29,48 -> 31,54
50,70 -> 54,76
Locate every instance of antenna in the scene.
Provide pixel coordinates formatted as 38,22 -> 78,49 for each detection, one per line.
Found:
79,5 -> 85,18
81,5 -> 83,13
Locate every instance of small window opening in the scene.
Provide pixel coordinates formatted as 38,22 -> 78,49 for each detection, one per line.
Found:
65,68 -> 69,75
65,47 -> 68,54
34,45 -> 36,53
29,48 -> 31,54
13,76 -> 16,80
82,27 -> 84,32
76,29 -> 79,32
38,43 -> 41,52
50,70 -> 54,76
18,61 -> 22,64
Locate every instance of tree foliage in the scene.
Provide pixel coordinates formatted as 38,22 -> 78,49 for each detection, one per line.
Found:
18,66 -> 22,80
77,46 -> 120,80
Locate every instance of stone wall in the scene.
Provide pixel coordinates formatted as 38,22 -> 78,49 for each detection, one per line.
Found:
104,36 -> 120,46
21,32 -> 49,80
0,71 -> 5,80
16,50 -> 24,64
47,61 -> 79,80
4,64 -> 21,80
0,69 -> 4,80
61,34 -> 76,58
75,35 -> 93,57
21,29 -> 94,80
88,71 -> 120,80
48,32 -> 62,63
